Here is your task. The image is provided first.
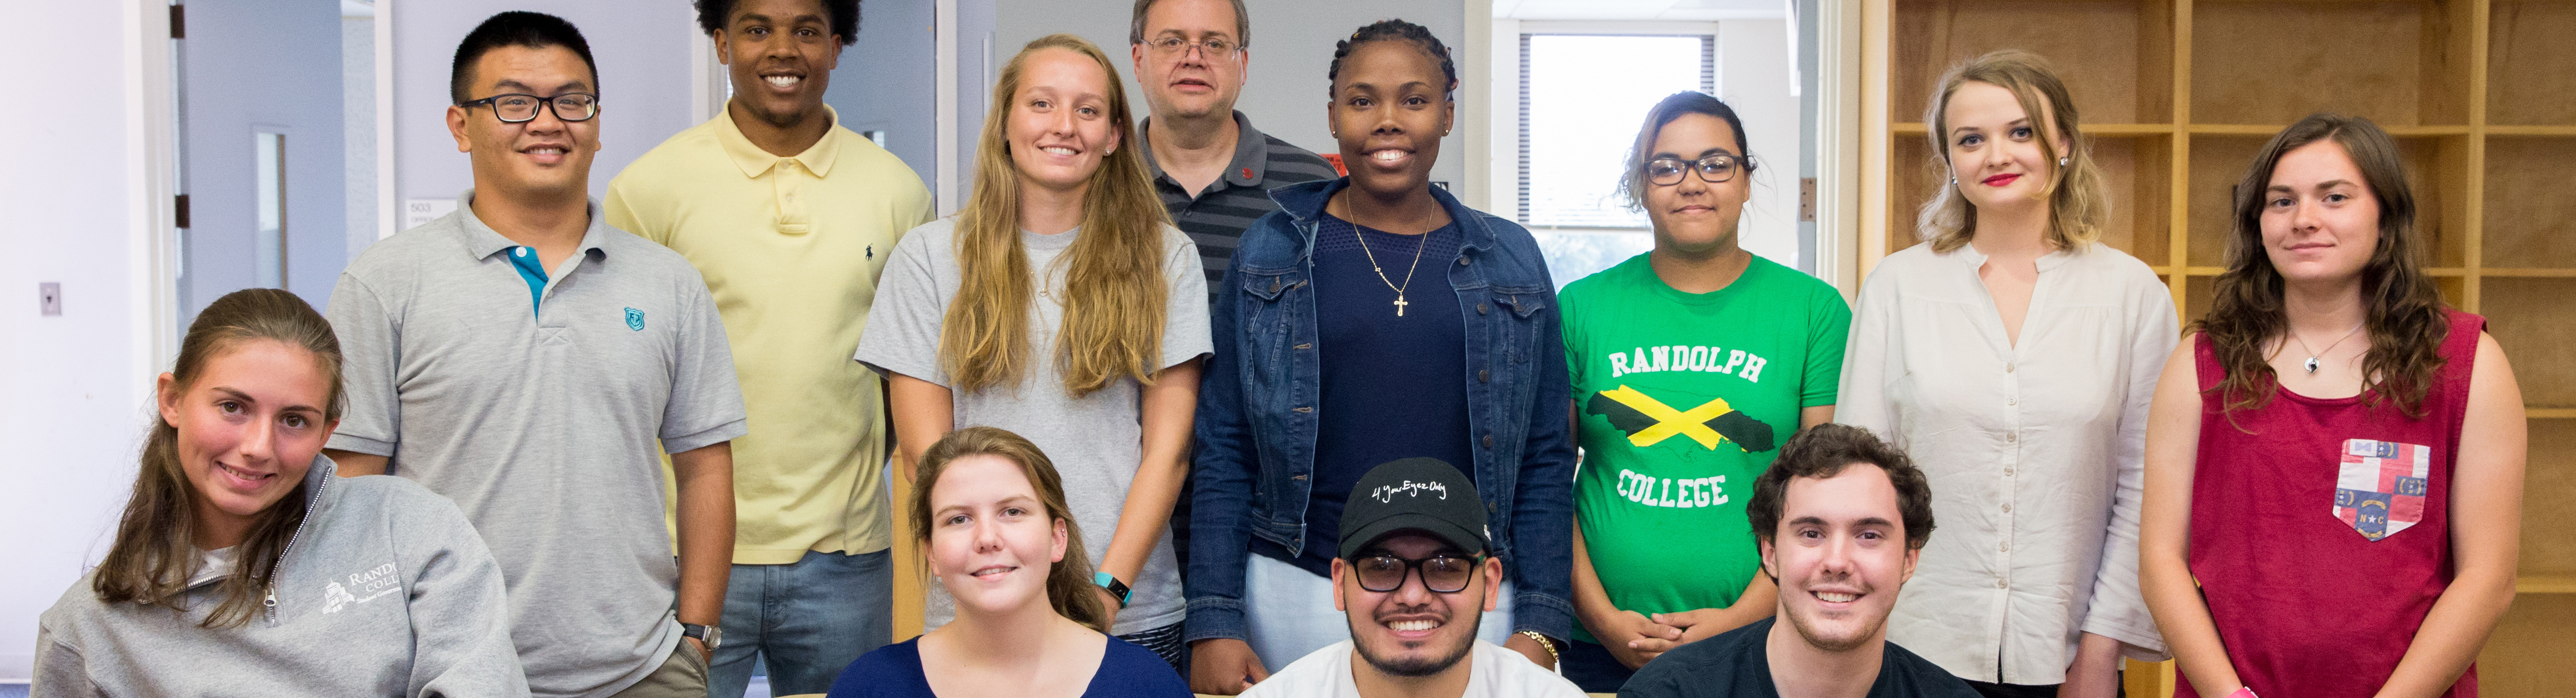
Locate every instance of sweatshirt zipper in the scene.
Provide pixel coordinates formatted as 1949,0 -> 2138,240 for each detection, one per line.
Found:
264,473 -> 330,627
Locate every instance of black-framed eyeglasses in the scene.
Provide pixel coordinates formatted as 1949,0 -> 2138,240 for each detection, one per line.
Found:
1352,554 -> 1486,593
1644,153 -> 1742,186
458,93 -> 600,124
1146,36 -> 1240,59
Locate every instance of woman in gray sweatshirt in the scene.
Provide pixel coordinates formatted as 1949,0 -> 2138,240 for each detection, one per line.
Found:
35,288 -> 527,698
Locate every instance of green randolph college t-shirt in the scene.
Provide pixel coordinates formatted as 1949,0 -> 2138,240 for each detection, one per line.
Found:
1562,253 -> 1850,644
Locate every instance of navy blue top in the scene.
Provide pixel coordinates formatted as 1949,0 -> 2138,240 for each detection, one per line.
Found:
1617,618 -> 1982,698
1251,212 -> 1477,578
826,635 -> 1191,698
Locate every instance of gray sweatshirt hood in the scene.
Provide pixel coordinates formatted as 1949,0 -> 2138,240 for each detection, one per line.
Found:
35,455 -> 530,697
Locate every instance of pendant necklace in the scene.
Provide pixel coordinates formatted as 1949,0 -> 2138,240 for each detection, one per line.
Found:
1344,196 -> 1433,316
2290,323 -> 2365,375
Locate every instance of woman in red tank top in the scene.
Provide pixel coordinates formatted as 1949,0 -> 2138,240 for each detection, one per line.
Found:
2137,114 -> 2527,698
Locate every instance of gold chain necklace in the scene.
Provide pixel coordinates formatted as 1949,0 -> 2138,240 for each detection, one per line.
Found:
1341,196 -> 1433,316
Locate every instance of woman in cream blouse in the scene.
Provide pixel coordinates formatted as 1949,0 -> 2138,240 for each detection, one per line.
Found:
1837,49 -> 2175,698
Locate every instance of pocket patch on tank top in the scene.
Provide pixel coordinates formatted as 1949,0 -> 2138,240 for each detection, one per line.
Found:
2333,438 -> 2432,541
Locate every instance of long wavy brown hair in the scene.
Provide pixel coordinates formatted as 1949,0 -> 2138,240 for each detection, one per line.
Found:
942,34 -> 1173,397
94,289 -> 347,628
2194,113 -> 2448,420
910,426 -> 1107,630
1917,49 -> 2109,254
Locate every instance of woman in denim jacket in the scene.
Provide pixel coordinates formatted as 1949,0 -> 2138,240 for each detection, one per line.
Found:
1180,18 -> 1576,695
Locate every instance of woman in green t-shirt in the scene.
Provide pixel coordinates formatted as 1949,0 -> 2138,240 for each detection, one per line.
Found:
1557,91 -> 1853,692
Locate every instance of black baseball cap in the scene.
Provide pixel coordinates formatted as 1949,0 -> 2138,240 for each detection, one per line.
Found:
1337,458 -> 1490,561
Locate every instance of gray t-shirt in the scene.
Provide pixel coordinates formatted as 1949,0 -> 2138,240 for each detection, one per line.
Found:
326,191 -> 748,698
854,217 -> 1211,635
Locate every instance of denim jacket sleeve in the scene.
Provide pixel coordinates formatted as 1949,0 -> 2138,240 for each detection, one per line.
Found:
1506,241 -> 1579,643
1184,245 -> 1259,644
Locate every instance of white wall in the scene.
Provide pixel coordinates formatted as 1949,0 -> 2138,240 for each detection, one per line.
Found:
0,0 -> 167,681
391,2 -> 699,209
1719,19 -> 1803,270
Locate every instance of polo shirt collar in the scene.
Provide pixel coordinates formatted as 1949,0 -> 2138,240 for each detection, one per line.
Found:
716,104 -> 846,179
451,189 -> 614,262
1141,110 -> 1271,190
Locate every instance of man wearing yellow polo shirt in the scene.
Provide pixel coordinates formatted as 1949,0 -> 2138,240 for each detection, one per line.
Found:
604,2 -> 931,697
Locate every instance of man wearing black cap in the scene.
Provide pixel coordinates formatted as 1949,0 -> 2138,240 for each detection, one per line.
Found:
1243,458 -> 1585,698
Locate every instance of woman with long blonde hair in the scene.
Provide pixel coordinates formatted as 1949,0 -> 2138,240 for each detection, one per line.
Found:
1837,49 -> 2175,698
853,33 -> 1209,669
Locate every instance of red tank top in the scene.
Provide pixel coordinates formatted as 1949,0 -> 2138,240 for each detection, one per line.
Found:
2182,309 -> 2482,698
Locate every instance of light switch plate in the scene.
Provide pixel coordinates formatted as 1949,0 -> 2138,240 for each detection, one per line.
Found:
39,282 -> 62,316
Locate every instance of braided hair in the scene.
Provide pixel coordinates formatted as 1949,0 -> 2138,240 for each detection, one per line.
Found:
1327,19 -> 1457,100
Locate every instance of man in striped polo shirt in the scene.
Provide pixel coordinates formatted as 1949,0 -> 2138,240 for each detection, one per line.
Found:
1127,0 -> 1339,307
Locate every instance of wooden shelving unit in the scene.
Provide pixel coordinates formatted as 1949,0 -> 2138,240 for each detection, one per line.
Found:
1854,0 -> 2574,695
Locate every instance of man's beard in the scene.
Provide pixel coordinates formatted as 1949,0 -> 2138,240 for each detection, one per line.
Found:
1784,601 -> 1883,654
1353,611 -> 1481,678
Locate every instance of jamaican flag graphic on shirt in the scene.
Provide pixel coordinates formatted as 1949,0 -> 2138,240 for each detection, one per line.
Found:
1558,253 -> 1850,644
1586,385 -> 1778,453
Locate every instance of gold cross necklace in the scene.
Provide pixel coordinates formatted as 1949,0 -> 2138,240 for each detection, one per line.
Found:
1338,194 -> 1433,316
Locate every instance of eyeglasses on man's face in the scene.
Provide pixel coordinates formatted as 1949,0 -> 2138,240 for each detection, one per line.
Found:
1351,554 -> 1485,593
1147,36 -> 1239,59
458,93 -> 600,124
1644,153 -> 1742,186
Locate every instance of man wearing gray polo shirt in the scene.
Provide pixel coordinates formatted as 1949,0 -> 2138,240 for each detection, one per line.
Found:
322,13 -> 744,698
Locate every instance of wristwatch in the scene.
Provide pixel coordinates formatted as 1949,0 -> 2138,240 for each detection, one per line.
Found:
682,622 -> 723,652
1094,572 -> 1132,608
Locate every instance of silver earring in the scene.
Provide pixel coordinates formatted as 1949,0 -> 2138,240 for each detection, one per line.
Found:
2059,156 -> 2069,167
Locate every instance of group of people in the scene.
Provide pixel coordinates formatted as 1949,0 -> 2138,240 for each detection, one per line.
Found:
33,1 -> 2529,697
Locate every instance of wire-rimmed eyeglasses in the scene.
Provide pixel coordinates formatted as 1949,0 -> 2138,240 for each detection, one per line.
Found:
1146,36 -> 1240,59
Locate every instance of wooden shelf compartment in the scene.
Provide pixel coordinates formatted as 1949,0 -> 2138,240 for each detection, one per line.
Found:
2190,0 -> 2479,128
1890,0 -> 2176,127
2481,136 -> 2576,269
2518,418 -> 2576,575
2484,278 -> 2576,408
2183,134 -> 2470,269
2481,596 -> 2576,695
2487,0 -> 2576,126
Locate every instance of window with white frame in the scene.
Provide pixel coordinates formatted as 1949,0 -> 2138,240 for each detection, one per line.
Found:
1519,32 -> 1714,286
1519,34 -> 1714,228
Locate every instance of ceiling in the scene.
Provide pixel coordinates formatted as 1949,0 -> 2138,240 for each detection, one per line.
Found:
1496,0 -> 1790,21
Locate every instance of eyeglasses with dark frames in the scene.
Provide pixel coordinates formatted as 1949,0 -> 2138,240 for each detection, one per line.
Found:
457,93 -> 600,124
1644,153 -> 1742,186
1351,553 -> 1486,593
1146,36 -> 1240,59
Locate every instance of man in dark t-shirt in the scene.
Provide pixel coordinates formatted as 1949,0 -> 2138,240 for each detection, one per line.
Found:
1619,425 -> 1979,698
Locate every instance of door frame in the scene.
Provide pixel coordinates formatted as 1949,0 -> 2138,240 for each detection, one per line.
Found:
129,0 -> 180,368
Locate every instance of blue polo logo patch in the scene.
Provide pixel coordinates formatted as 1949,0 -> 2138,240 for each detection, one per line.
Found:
624,307 -> 645,331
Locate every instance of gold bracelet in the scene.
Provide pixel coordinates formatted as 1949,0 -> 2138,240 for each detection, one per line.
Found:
1516,630 -> 1560,664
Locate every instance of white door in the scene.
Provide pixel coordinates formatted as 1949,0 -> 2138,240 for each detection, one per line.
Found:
174,0 -> 347,324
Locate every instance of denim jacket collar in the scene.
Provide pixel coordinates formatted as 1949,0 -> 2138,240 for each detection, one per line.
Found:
1266,178 -> 1501,256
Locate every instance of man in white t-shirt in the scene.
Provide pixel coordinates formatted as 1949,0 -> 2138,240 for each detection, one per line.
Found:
1245,458 -> 1585,698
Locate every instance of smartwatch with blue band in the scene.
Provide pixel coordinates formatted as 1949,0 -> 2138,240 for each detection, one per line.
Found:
1093,572 -> 1132,608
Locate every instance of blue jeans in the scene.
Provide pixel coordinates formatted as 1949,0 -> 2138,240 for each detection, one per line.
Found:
707,549 -> 893,698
